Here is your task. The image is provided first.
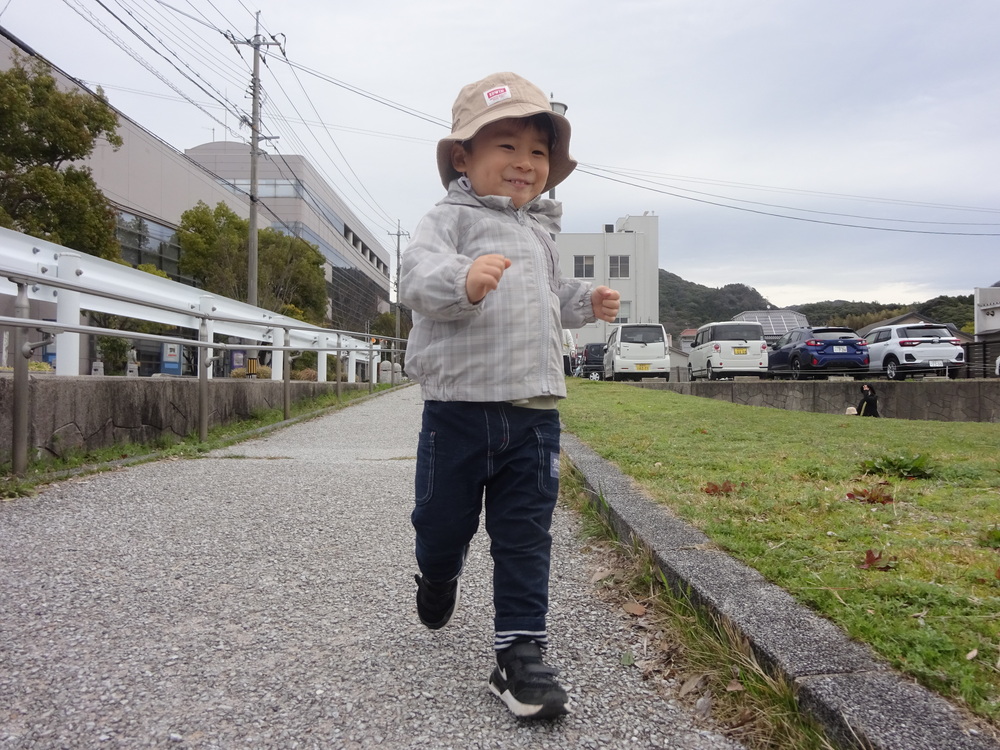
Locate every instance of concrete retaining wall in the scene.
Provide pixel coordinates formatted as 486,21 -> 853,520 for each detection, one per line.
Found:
0,375 -> 369,465
633,378 -> 1000,422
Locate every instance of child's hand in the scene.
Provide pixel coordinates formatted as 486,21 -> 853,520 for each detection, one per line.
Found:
592,286 -> 620,322
466,254 -> 512,303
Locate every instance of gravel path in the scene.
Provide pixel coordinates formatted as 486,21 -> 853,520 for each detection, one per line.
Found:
1,386 -> 744,749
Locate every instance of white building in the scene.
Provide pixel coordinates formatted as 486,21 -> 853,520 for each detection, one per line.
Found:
1,27 -> 390,353
185,142 -> 390,331
557,213 -> 660,349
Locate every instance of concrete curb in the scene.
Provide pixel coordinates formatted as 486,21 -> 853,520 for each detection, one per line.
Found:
561,432 -> 999,750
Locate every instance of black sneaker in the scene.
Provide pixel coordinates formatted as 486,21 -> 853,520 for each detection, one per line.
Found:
414,546 -> 468,630
414,573 -> 460,629
489,640 -> 569,719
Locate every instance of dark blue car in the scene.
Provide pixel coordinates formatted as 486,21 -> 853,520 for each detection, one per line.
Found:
768,327 -> 869,380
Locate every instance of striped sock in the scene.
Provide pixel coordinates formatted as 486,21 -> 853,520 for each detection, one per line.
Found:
494,630 -> 548,652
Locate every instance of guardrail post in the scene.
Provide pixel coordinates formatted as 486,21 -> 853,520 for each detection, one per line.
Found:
12,281 -> 30,476
335,337 -> 342,401
317,336 -> 328,383
55,252 -> 81,376
282,327 -> 291,421
197,296 -> 215,442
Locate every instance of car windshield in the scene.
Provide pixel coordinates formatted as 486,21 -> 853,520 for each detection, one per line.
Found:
812,329 -> 859,340
621,326 -> 664,344
713,325 -> 762,341
899,326 -> 952,338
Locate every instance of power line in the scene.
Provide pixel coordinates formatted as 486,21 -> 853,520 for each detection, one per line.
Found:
581,164 -> 1000,227
576,168 -> 1000,236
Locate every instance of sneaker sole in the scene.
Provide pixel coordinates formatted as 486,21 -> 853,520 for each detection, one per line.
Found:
488,670 -> 569,719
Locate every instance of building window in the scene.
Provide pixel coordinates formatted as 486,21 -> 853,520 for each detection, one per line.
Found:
615,301 -> 631,325
574,255 -> 594,278
609,255 -> 630,279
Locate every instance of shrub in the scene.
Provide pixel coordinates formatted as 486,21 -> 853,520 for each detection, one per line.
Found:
229,365 -> 273,379
859,453 -> 935,479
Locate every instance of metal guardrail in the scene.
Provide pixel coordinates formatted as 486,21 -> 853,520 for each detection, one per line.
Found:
1,228 -> 407,476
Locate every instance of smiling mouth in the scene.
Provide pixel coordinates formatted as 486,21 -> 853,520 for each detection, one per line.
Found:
506,178 -> 533,188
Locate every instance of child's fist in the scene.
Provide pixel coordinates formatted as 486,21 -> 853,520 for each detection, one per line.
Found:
466,254 -> 511,303
592,286 -> 620,322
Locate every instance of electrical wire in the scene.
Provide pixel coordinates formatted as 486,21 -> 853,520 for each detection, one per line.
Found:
576,168 -> 1000,236
60,0 -> 243,140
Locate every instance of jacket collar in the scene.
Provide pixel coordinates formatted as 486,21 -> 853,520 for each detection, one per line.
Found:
441,178 -> 563,234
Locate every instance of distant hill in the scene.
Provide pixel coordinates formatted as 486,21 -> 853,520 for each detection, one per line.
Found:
657,270 -> 975,338
658,270 -> 770,339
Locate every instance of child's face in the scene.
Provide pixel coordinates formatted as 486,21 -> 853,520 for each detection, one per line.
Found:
451,118 -> 550,208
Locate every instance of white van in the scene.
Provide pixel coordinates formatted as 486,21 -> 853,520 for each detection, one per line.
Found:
602,323 -> 671,381
688,321 -> 768,380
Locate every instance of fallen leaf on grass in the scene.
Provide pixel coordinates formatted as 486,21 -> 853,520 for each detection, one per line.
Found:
966,649 -> 978,661
703,480 -> 746,495
590,568 -> 614,584
623,601 -> 646,617
729,708 -> 755,729
679,673 -> 708,698
857,549 -> 896,571
726,679 -> 744,692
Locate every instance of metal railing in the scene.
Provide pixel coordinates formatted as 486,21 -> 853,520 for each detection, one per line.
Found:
1,227 -> 407,476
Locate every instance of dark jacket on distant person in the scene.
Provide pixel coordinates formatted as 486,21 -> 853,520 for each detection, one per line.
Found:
857,383 -> 880,417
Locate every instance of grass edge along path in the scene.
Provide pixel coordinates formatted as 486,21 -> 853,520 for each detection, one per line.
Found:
560,458 -> 841,750
559,379 -> 1000,729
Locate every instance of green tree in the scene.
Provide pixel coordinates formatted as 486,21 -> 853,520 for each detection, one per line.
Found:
178,201 -> 328,324
0,53 -> 123,260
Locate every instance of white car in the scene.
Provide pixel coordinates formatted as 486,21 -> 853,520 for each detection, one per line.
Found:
602,324 -> 671,381
688,321 -> 768,380
866,324 -> 964,380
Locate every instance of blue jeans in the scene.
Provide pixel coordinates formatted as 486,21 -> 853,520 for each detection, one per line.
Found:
413,401 -> 560,639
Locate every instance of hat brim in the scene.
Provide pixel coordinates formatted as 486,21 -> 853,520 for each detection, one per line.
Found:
436,110 -> 577,195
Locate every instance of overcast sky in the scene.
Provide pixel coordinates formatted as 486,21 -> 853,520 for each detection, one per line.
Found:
2,0 -> 998,307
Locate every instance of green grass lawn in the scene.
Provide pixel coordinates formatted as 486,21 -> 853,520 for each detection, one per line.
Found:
560,378 -> 1000,725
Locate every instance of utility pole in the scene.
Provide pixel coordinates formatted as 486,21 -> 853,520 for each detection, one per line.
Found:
389,221 -> 410,383
231,13 -> 281,377
389,220 -> 410,344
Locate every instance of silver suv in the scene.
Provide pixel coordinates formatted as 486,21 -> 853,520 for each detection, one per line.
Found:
866,324 -> 964,380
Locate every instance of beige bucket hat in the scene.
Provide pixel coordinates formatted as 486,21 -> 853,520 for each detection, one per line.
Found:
436,72 -> 577,194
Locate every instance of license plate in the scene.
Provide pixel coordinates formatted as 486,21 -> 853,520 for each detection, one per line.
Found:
636,363 -> 650,371
833,346 -> 847,353
930,360 -> 943,368
732,347 -> 748,355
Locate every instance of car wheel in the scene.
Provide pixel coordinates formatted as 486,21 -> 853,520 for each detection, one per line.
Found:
884,356 -> 904,381
588,371 -> 602,381
790,358 -> 804,380
947,367 -> 960,380
688,364 -> 696,381
707,362 -> 718,381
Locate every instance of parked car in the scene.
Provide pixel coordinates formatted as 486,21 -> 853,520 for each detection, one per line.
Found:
866,323 -> 964,380
768,326 -> 869,379
578,342 -> 606,380
688,321 -> 768,380
602,323 -> 671,381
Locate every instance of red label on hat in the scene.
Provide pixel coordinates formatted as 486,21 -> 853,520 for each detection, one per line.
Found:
484,85 -> 512,107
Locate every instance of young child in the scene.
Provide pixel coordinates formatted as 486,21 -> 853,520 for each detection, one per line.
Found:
399,72 -> 620,719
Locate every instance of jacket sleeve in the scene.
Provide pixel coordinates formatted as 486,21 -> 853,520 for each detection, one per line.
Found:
556,277 -> 596,329
399,207 -> 483,322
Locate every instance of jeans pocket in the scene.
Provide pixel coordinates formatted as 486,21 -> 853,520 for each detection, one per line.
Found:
533,424 -> 561,500
415,429 -> 436,506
